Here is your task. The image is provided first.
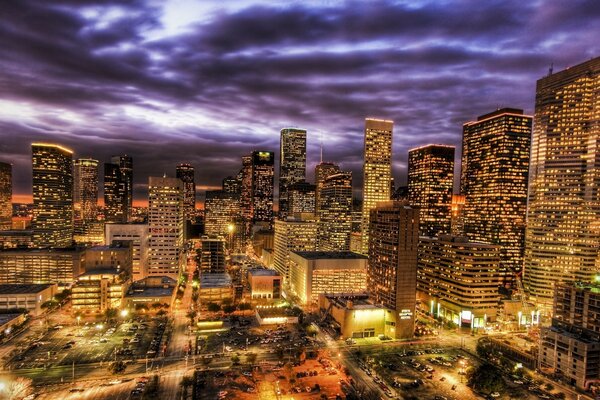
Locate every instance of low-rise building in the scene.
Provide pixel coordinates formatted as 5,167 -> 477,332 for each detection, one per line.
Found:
319,293 -> 396,339
124,276 -> 177,310
199,273 -> 233,304
255,307 -> 299,325
0,247 -> 86,285
248,269 -> 281,302
199,236 -> 226,274
0,313 -> 27,336
84,243 -> 133,277
71,269 -> 128,312
289,251 -> 368,305
0,284 -> 57,316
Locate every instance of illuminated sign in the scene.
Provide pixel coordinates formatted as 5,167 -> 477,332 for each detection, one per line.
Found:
399,309 -> 413,320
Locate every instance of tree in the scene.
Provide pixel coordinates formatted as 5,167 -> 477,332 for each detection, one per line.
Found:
231,354 -> 240,365
222,305 -> 236,314
180,375 -> 194,399
104,308 -> 118,321
191,291 -> 199,305
186,309 -> 197,326
108,360 -> 127,374
207,303 -> 221,313
467,363 -> 505,394
246,352 -> 257,365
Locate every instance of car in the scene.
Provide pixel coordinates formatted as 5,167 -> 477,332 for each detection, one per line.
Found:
490,392 -> 500,398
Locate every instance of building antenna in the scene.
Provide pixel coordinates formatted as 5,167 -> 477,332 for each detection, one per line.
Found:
549,62 -> 554,76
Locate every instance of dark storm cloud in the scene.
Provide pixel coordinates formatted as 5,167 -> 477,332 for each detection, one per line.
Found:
0,0 -> 598,201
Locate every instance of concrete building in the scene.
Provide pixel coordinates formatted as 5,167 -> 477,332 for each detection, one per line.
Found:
319,293 -> 396,339
288,182 -> 315,215
539,281 -> 600,390
273,216 -> 318,280
279,128 -> 307,219
105,223 -> 149,281
204,190 -> 240,237
315,162 -> 340,214
0,283 -> 57,316
317,172 -> 353,251
199,236 -> 226,274
361,118 -> 393,254
525,57 -> 600,307
84,244 -> 133,277
110,155 -> 133,222
248,269 -> 281,301
199,273 -> 233,304
250,151 -> 275,226
418,235 -> 501,327
124,276 -> 177,310
71,268 -> 128,312
0,247 -> 86,285
289,251 -> 367,305
368,201 -> 419,339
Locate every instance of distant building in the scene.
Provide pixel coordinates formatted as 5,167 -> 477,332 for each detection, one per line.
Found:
0,162 -> 12,230
450,194 -> 465,236
148,177 -> 184,278
104,162 -> 128,224
407,145 -> 454,237
368,201 -> 419,339
418,235 -> 501,327
124,276 -> 177,310
204,190 -> 240,237
71,268 -> 128,312
0,283 -> 57,316
315,162 -> 340,214
288,182 -> 315,215
279,128 -> 307,219
111,155 -> 133,222
250,151 -> 275,226
539,281 -> 600,389
73,158 -> 99,228
105,223 -> 149,281
0,230 -> 33,249
317,172 -> 352,251
248,269 -> 281,302
361,118 -> 393,254
199,236 -> 226,274
289,251 -> 367,305
176,164 -> 196,222
32,143 -> 74,247
273,216 -> 318,280
0,247 -> 86,285
461,108 -> 532,287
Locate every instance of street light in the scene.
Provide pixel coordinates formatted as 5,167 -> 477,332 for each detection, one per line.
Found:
120,309 -> 129,318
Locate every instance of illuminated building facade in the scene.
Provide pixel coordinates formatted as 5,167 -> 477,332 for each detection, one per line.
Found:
450,194 -> 465,236
250,151 -> 275,226
273,216 -> 318,280
318,172 -> 353,251
73,158 -> 99,237
204,190 -> 240,237
367,201 -> 418,339
408,145 -> 454,237
222,176 -> 241,194
240,155 -> 253,222
199,236 -> 226,274
147,177 -> 184,279
461,108 -> 532,286
248,269 -> 281,301
288,181 -> 315,215
105,223 -> 149,281
0,247 -> 86,284
0,162 -> 11,230
279,128 -> 307,218
111,155 -> 133,222
176,163 -> 196,222
315,162 -> 340,214
361,118 -> 393,254
71,268 -> 128,312
32,143 -> 74,248
417,235 -> 501,327
104,162 -> 128,223
525,57 -> 600,306
289,251 -> 367,305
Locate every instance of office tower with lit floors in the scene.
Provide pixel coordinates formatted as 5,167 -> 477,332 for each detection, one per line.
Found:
31,143 -> 74,248
317,171 -> 353,251
367,201 -> 419,339
0,162 -> 11,230
524,57 -> 600,307
288,181 -> 316,215
461,108 -> 532,287
273,215 -> 318,281
361,118 -> 393,254
104,162 -> 128,223
73,158 -> 99,225
204,190 -> 240,237
147,177 -> 184,279
279,128 -> 307,219
250,151 -> 275,227
315,162 -> 340,214
407,145 -> 454,237
176,163 -> 196,222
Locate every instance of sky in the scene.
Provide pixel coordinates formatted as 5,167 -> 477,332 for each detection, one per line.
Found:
0,0 -> 598,205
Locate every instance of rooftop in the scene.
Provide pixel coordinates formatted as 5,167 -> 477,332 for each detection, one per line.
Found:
200,273 -> 232,289
0,284 -> 54,295
248,268 -> 280,277
292,251 -> 368,260
126,287 -> 175,298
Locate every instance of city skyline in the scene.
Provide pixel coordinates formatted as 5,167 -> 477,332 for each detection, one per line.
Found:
1,1 -> 599,204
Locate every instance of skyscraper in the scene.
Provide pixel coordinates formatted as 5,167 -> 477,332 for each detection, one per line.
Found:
240,155 -> 253,223
104,163 -> 127,223
367,201 -> 419,339
111,155 -> 133,222
148,176 -> 184,278
524,57 -> 600,306
279,128 -> 307,218
176,163 -> 196,222
0,162 -> 11,230
407,145 -> 454,237
361,118 -> 393,254
32,143 -> 74,248
318,172 -> 353,251
204,190 -> 240,237
461,108 -> 532,287
273,216 -> 318,280
73,158 -> 99,224
251,151 -> 275,226
315,162 -> 340,214
288,181 -> 316,215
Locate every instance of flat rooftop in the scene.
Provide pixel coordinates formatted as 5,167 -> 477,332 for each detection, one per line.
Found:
292,251 -> 368,260
126,287 -> 175,298
0,284 -> 54,295
200,273 -> 232,289
248,269 -> 280,277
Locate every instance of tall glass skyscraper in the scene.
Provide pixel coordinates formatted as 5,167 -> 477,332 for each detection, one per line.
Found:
461,108 -> 532,287
32,143 -> 74,248
318,171 -> 352,251
176,163 -> 196,222
73,158 -> 99,224
524,57 -> 600,306
361,118 -> 393,254
104,163 -> 127,223
279,128 -> 306,219
315,162 -> 340,214
111,155 -> 133,222
251,151 -> 274,226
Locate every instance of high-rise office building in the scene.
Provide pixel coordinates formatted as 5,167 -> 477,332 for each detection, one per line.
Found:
525,57 -> 600,306
361,118 -> 393,254
105,223 -> 149,281
176,164 -> 196,222
104,163 -> 127,223
408,145 -> 454,237
199,236 -> 226,274
279,128 -> 307,218
367,201 -> 419,339
240,155 -> 253,223
315,162 -> 340,213
461,108 -> 532,286
147,177 -> 184,278
32,143 -> 74,248
318,172 -> 353,251
73,158 -> 99,224
251,151 -> 275,226
288,181 -> 315,215
204,190 -> 240,237
0,162 -> 11,230
273,216 -> 318,280
111,155 -> 133,222
222,176 -> 241,194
